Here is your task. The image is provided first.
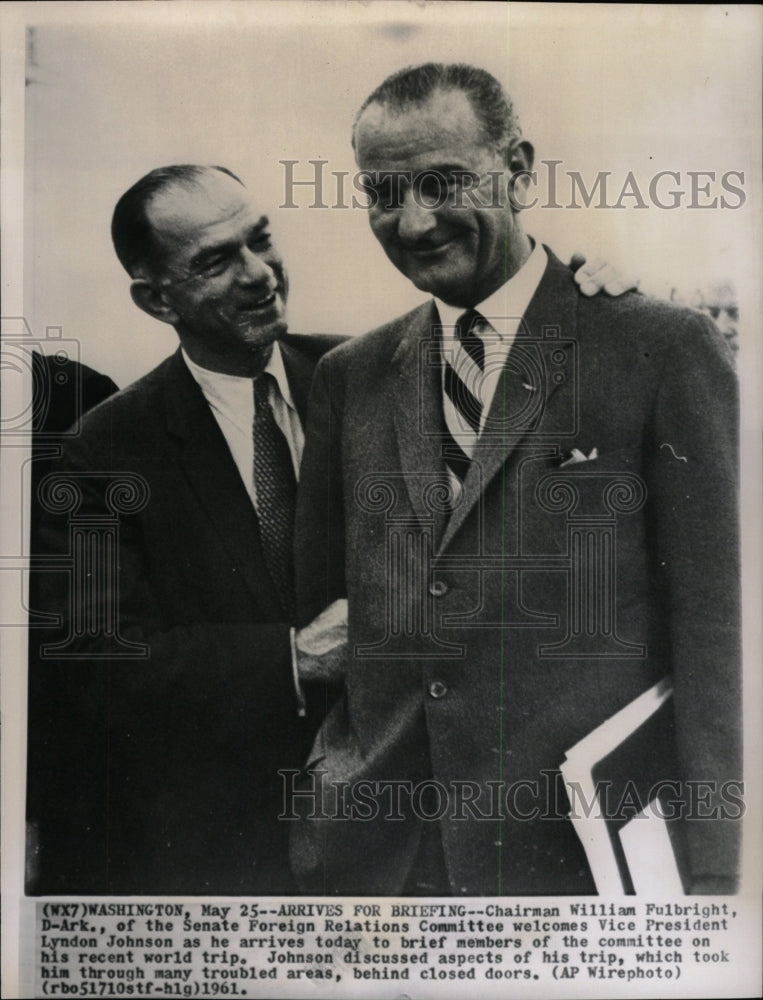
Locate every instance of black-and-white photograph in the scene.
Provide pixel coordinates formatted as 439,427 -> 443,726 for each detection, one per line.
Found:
1,2 -> 761,997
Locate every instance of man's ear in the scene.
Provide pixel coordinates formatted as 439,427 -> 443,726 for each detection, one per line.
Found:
503,140 -> 535,211
507,139 -> 534,176
129,278 -> 179,326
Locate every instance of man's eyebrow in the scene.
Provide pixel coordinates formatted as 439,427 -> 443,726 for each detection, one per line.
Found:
424,163 -> 478,173
188,216 -> 271,269
363,166 -> 479,186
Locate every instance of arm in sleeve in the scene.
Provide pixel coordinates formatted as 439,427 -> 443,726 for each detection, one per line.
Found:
648,314 -> 741,891
294,354 -> 348,629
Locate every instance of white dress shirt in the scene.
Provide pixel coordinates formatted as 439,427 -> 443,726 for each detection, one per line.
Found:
435,238 -> 548,432
182,342 -> 304,511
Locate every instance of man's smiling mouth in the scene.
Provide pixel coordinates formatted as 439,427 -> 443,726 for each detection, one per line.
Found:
241,291 -> 278,311
404,240 -> 454,258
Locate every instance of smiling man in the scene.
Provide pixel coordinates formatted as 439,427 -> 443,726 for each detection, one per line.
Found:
27,161 -> 622,896
126,167 -> 290,373
355,83 -> 531,306
28,165 -> 345,894
292,64 -> 741,896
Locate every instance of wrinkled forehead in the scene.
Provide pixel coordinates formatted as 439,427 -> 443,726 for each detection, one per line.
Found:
354,89 -> 488,167
146,171 -> 257,251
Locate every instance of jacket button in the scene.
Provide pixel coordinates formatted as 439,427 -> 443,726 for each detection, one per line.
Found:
429,680 -> 448,699
429,579 -> 449,598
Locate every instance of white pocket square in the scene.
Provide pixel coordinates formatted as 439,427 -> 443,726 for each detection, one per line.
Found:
560,447 -> 598,467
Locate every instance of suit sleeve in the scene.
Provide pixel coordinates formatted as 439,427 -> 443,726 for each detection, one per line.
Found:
31,436 -> 298,739
294,354 -> 348,627
647,313 -> 741,891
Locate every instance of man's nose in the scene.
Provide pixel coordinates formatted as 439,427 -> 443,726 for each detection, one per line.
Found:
238,247 -> 274,285
397,189 -> 438,242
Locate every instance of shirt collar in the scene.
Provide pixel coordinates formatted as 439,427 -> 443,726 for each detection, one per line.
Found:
264,341 -> 296,411
434,239 -> 547,339
181,341 -> 296,411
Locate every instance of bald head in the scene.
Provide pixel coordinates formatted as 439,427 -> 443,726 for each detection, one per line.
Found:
111,165 -> 244,279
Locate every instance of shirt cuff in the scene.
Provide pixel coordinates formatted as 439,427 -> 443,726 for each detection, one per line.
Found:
289,626 -> 307,717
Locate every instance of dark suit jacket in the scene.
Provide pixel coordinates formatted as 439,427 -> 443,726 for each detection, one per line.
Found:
30,351 -> 119,528
293,250 -> 741,895
27,333 -> 343,895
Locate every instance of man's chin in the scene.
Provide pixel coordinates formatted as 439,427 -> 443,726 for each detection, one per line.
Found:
406,268 -> 471,304
241,316 -> 287,346
394,253 -> 472,300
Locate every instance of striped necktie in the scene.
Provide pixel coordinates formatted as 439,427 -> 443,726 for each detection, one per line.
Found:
442,308 -> 485,482
253,372 -> 296,620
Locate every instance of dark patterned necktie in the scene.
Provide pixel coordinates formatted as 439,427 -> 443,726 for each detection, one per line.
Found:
253,373 -> 296,620
442,308 -> 485,482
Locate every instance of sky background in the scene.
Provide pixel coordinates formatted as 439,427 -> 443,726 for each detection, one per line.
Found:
20,2 -> 762,387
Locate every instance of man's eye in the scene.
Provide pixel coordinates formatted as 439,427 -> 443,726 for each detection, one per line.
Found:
198,258 -> 229,276
381,183 -> 403,209
417,177 -> 443,202
448,170 -> 480,189
201,260 -> 226,278
364,181 -> 402,210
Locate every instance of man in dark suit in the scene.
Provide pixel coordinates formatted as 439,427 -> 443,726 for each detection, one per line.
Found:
292,64 -> 741,895
28,165 -> 345,894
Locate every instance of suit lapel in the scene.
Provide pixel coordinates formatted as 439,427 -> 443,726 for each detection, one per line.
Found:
162,350 -> 275,608
438,249 -> 579,553
389,302 -> 451,537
